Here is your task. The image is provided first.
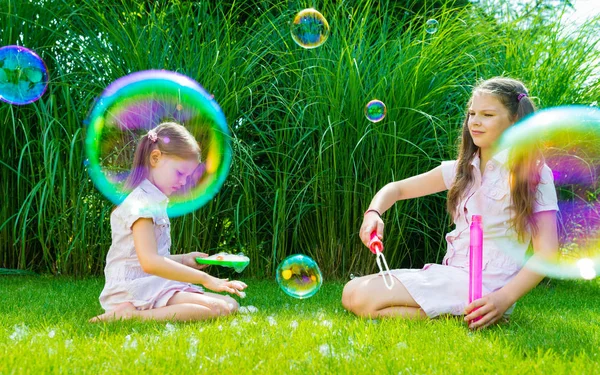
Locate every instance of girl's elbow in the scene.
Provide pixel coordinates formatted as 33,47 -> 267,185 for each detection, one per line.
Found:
139,258 -> 159,275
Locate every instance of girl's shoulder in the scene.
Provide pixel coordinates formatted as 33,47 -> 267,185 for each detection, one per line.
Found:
539,162 -> 553,178
440,159 -> 458,189
113,180 -> 167,223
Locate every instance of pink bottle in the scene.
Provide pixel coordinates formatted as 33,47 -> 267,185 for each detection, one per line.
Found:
469,215 -> 483,306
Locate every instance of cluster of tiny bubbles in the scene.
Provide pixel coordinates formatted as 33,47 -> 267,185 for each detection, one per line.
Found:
290,8 -> 330,49
84,70 -> 232,218
425,19 -> 439,34
496,105 -> 600,280
276,254 -> 323,299
0,45 -> 48,105
365,99 -> 387,123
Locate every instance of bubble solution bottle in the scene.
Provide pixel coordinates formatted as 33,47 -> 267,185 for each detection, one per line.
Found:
469,215 -> 483,306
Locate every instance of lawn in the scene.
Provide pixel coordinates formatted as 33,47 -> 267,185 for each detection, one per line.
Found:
1,276 -> 598,374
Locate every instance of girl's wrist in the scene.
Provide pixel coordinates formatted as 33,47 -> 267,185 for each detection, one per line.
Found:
364,209 -> 382,218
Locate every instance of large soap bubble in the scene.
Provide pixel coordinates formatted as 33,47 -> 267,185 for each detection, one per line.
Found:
497,106 -> 600,279
276,254 -> 323,298
290,8 -> 330,49
84,70 -> 231,217
0,45 -> 48,105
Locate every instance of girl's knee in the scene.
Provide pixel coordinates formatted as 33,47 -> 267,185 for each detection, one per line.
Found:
342,280 -> 378,317
342,279 -> 366,314
224,296 -> 239,314
209,296 -> 239,317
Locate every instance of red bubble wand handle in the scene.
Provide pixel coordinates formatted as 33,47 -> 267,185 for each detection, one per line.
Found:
369,231 -> 395,290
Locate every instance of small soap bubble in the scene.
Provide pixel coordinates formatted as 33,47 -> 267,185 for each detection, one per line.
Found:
276,254 -> 323,299
365,99 -> 387,123
239,305 -> 258,314
497,106 -> 600,279
425,19 -> 439,34
291,8 -> 330,49
0,45 -> 48,105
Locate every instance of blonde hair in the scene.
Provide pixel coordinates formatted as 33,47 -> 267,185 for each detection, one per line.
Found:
124,122 -> 201,190
446,77 -> 541,239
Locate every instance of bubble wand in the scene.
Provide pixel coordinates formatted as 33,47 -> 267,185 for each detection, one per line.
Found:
469,215 -> 483,322
369,231 -> 395,290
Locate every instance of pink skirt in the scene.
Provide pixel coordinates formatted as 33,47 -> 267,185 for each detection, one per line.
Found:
100,275 -> 204,311
391,263 -> 515,318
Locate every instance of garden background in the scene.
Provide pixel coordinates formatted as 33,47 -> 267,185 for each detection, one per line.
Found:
1,0 -> 599,279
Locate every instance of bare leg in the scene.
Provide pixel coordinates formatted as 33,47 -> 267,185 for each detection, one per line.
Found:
342,273 -> 427,319
89,292 -> 239,323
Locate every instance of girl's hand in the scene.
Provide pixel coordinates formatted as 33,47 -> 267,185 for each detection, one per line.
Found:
359,212 -> 384,248
182,252 -> 209,270
203,276 -> 247,297
464,289 -> 513,330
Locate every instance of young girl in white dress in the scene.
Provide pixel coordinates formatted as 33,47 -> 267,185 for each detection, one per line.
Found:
342,77 -> 559,330
90,122 -> 246,322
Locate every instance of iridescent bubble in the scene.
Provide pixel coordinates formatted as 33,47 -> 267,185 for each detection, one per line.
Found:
84,70 -> 232,217
425,19 -> 439,34
276,254 -> 323,299
0,45 -> 48,105
496,106 -> 600,279
290,8 -> 330,49
365,99 -> 387,123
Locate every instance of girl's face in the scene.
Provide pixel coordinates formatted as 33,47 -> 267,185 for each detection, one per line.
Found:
148,152 -> 199,196
467,92 -> 514,151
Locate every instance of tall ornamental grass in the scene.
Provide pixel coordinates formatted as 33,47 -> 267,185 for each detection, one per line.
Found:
1,0 -> 599,277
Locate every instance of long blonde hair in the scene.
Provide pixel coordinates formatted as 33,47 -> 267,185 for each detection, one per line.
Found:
446,77 -> 541,239
124,122 -> 201,190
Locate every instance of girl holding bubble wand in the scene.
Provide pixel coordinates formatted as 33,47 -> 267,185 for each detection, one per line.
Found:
90,122 -> 246,323
342,77 -> 559,329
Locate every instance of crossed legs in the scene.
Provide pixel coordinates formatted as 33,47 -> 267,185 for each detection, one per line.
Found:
89,291 -> 238,323
342,273 -> 427,319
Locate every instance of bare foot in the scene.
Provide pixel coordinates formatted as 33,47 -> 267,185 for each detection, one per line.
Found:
89,302 -> 137,323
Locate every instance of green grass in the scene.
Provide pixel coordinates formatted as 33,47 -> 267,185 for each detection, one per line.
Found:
0,276 -> 598,374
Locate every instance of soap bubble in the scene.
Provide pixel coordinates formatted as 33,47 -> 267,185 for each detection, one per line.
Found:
276,254 -> 323,298
497,106 -> 600,279
365,99 -> 386,123
290,8 -> 330,49
425,19 -> 439,34
0,45 -> 48,105
84,70 -> 231,217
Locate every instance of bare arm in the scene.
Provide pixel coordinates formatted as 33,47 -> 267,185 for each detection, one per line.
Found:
464,210 -> 559,329
132,219 -> 245,295
360,165 -> 447,246
168,254 -> 185,263
367,165 -> 447,214
168,252 -> 209,270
